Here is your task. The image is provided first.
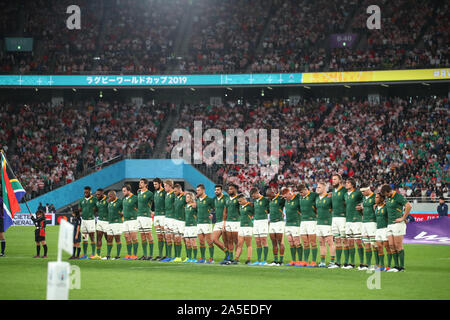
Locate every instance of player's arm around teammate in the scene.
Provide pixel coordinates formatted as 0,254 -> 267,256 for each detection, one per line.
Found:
121,184 -> 139,260
381,184 -> 412,272
195,184 -> 215,263
298,184 -> 319,267
152,178 -> 166,261
104,190 -> 123,260
315,182 -> 337,268
267,188 -> 285,266
373,193 -> 391,271
234,194 -> 254,265
183,192 -> 198,262
137,178 -> 154,260
281,188 -> 303,266
250,188 -> 270,265
212,185 -> 229,257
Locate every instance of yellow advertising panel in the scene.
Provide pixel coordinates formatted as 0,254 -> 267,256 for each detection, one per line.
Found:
302,68 -> 450,84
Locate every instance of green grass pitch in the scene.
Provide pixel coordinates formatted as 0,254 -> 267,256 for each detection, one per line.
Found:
1,226 -> 449,300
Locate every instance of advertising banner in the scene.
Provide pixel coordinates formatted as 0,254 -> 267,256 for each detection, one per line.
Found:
404,216 -> 450,245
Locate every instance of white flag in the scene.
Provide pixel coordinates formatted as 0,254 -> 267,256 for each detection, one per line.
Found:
58,219 -> 74,255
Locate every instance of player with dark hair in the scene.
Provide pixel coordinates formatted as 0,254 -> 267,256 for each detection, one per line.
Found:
152,178 -> 166,261
374,193 -> 391,271
105,190 -> 123,260
315,182 -> 337,268
228,194 -> 254,265
137,178 -> 154,260
70,208 -> 82,259
331,173 -> 347,267
267,187 -> 285,266
172,184 -> 186,262
358,184 -> 377,270
221,184 -> 240,264
212,184 -> 229,258
250,187 -> 269,265
342,178 -> 364,269
78,186 -> 97,259
381,184 -> 412,272
298,184 -> 318,267
122,184 -> 139,260
31,210 -> 47,258
281,187 -> 303,266
194,184 -> 215,263
93,188 -> 108,259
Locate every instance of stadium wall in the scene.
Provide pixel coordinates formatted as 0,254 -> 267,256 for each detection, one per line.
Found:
20,159 -> 215,213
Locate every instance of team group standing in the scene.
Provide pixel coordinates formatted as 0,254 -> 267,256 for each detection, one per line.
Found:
73,174 -> 412,272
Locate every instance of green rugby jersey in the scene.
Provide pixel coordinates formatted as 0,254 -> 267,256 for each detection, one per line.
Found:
332,186 -> 347,218
197,195 -> 214,224
78,195 -> 97,220
284,194 -> 301,227
214,194 -> 229,223
299,191 -> 318,221
174,192 -> 186,221
385,191 -> 407,224
164,191 -> 175,219
375,204 -> 388,229
225,195 -> 240,222
239,203 -> 254,227
108,198 -> 123,223
362,192 -> 376,223
269,193 -> 285,223
137,189 -> 153,217
122,194 -> 138,221
185,203 -> 197,227
253,196 -> 269,220
96,196 -> 109,221
154,188 -> 166,216
316,194 -> 332,226
345,189 -> 363,222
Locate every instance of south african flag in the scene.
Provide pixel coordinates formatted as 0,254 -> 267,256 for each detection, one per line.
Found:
1,151 -> 26,231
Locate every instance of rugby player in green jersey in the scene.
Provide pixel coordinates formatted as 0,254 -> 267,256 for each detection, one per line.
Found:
137,178 -> 154,260
381,184 -> 412,272
331,174 -> 347,267
184,192 -> 198,262
104,190 -> 123,260
342,178 -> 364,269
172,184 -> 186,262
162,179 -> 175,261
231,194 -> 254,265
152,178 -> 166,261
357,184 -> 377,270
281,187 -> 304,267
78,186 -> 97,259
94,188 -> 109,259
212,185 -> 229,258
315,182 -> 337,268
122,184 -> 139,260
193,184 -> 215,263
374,193 -> 391,271
250,188 -> 269,265
298,184 -> 319,267
221,184 -> 240,264
267,188 -> 285,266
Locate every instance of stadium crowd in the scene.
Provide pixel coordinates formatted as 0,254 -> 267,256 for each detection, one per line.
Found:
166,96 -> 449,199
0,0 -> 449,74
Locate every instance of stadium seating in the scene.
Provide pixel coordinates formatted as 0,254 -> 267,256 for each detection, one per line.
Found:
0,0 -> 448,74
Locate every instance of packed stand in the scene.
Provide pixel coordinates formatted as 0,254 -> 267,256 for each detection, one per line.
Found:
84,101 -> 168,171
5,102 -> 91,200
97,0 -> 184,74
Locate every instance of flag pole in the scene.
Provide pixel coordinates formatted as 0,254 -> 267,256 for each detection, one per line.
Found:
0,149 -> 33,215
